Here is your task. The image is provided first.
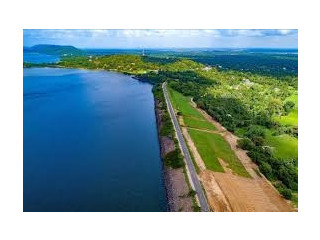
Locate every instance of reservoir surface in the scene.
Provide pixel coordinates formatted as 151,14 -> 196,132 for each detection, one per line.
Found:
23,68 -> 167,211
23,52 -> 60,63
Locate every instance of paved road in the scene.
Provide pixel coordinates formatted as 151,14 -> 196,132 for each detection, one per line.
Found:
162,82 -> 210,212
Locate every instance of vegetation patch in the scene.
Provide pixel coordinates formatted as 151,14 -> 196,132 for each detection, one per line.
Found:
168,88 -> 217,131
168,87 -> 249,177
183,116 -> 217,131
35,52 -> 298,202
246,143 -> 298,198
163,149 -> 185,169
275,94 -> 298,127
188,128 -> 250,177
167,87 -> 203,118
265,130 -> 298,160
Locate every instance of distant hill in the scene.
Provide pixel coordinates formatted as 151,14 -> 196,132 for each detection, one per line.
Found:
26,44 -> 83,56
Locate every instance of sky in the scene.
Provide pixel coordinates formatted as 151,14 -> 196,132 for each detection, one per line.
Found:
23,29 -> 298,49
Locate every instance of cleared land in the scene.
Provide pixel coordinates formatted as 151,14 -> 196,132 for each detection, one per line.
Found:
188,128 -> 250,177
194,108 -> 295,211
168,87 -> 295,211
168,88 -> 217,131
168,88 -> 249,177
183,116 -> 217,131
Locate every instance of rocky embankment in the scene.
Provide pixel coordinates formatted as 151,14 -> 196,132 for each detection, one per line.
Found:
154,99 -> 193,212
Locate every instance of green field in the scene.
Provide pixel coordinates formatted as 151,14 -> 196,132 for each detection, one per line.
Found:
168,87 -> 203,118
275,94 -> 298,127
237,126 -> 298,160
168,87 -> 250,177
265,130 -> 298,160
188,129 -> 251,177
183,116 -> 217,131
278,110 -> 298,126
168,88 -> 217,130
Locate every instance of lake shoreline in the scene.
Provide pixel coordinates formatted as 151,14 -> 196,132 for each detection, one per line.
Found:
23,65 -> 191,211
24,67 -> 167,211
153,92 -> 194,212
132,73 -> 195,211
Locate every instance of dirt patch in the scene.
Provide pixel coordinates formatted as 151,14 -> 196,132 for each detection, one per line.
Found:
155,100 -> 164,129
200,170 -> 232,212
163,168 -> 193,212
160,136 -> 175,157
218,158 -> 233,174
213,172 -> 293,212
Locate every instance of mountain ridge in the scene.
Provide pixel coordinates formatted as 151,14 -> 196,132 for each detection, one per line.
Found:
24,44 -> 83,56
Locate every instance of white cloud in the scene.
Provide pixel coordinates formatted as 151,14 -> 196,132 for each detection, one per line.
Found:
203,29 -> 220,36
237,29 -> 264,37
277,29 -> 293,35
111,29 -> 221,38
24,29 -> 298,48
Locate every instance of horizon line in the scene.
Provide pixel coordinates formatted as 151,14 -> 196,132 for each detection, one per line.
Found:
23,45 -> 298,50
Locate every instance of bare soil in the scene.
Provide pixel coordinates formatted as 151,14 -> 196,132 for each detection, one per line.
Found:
164,168 -> 193,212
213,172 -> 293,211
200,170 -> 232,211
160,136 -> 175,157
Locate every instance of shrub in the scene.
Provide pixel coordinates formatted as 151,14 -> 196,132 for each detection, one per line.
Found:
276,164 -> 298,191
245,125 -> 266,139
160,112 -> 174,137
244,125 -> 266,146
164,149 -> 185,169
279,187 -> 292,200
193,205 -> 201,212
237,138 -> 255,151
283,101 -> 295,114
255,112 -> 273,128
247,147 -> 269,164
160,123 -> 173,137
273,126 -> 287,135
247,145 -> 298,193
252,136 -> 265,146
188,190 -> 197,197
259,161 -> 273,179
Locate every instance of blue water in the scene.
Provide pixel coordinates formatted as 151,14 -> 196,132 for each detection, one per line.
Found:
23,52 -> 60,63
23,68 -> 167,212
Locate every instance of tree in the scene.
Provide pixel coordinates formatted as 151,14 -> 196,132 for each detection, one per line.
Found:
245,125 -> 266,139
283,101 -> 295,114
279,188 -> 292,200
259,161 -> 273,179
255,112 -> 274,128
163,149 -> 184,169
252,136 -> 264,146
237,138 -> 255,151
268,98 -> 283,116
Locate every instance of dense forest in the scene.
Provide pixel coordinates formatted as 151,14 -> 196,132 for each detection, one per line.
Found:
143,49 -> 298,78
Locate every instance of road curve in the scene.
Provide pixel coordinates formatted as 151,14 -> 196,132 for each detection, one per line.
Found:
162,82 -> 210,212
